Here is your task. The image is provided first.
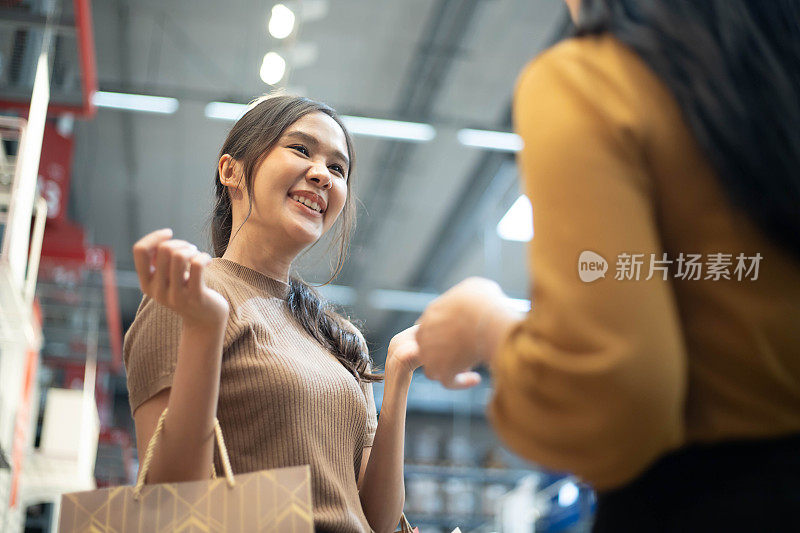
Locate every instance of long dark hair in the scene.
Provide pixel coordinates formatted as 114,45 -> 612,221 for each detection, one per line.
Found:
575,0 -> 800,261
211,94 -> 381,383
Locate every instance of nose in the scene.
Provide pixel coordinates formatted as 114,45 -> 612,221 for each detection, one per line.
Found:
306,162 -> 332,189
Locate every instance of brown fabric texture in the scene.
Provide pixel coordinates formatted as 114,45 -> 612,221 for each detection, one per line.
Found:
59,465 -> 313,533
124,258 -> 378,532
490,34 -> 800,490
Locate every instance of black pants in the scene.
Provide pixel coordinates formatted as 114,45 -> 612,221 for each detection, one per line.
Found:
593,434 -> 800,533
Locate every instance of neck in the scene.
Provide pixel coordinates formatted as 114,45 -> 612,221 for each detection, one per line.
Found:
221,224 -> 298,283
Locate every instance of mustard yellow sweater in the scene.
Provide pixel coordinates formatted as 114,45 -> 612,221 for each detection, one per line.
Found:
489,35 -> 800,490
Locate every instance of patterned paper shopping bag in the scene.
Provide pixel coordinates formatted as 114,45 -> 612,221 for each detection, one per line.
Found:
59,408 -> 313,532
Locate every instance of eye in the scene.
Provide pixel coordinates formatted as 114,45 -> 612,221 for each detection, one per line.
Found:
329,164 -> 345,176
289,144 -> 309,156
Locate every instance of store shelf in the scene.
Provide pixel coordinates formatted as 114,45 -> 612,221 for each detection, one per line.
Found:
375,373 -> 493,415
404,463 -> 534,485
404,513 -> 489,531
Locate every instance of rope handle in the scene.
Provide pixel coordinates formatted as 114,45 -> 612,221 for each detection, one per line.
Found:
133,408 -> 235,499
398,513 -> 415,533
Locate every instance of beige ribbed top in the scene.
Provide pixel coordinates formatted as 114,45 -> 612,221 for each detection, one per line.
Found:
124,258 -> 378,532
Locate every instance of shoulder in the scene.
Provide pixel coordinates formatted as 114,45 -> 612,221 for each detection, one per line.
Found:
513,34 -> 676,172
517,34 -> 654,95
203,259 -> 233,296
123,295 -> 181,367
123,259 -> 235,360
125,295 -> 180,341
515,35 -> 667,134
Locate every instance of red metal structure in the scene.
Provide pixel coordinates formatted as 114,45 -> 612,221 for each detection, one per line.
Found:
0,0 -> 97,118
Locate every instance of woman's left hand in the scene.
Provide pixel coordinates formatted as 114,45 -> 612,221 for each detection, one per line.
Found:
385,325 -> 422,379
416,277 -> 518,388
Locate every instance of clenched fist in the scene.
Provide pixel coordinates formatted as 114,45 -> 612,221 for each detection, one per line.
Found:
416,277 -> 521,389
132,229 -> 229,329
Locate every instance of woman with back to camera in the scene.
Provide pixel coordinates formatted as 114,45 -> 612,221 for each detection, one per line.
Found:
124,95 -> 419,533
415,0 -> 800,530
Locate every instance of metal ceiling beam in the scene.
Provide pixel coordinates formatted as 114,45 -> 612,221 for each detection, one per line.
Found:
0,8 -> 76,34
370,11 -> 575,347
411,152 -> 517,290
406,12 -> 574,291
339,0 -> 485,287
115,1 -> 141,250
370,151 -> 518,350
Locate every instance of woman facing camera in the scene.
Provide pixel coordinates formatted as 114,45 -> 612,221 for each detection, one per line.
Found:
124,95 -> 419,533
416,0 -> 800,531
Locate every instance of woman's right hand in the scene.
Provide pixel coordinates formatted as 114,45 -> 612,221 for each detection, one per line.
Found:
132,228 -> 229,329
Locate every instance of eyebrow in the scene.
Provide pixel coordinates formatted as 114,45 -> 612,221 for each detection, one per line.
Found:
284,130 -> 350,170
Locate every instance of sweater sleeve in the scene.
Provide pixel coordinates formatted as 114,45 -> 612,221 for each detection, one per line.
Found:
361,379 -> 378,448
488,37 -> 687,490
123,295 -> 182,416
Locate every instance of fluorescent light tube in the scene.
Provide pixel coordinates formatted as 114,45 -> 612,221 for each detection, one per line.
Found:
203,106 -> 435,142
91,91 -> 179,114
204,102 -> 248,121
369,289 -> 439,313
317,284 -> 355,306
341,115 -> 436,142
458,128 -> 523,152
497,195 -> 533,242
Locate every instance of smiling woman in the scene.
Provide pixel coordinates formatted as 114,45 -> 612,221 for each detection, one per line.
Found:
123,94 -> 420,533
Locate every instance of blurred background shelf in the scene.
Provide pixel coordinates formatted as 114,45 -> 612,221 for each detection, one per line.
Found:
405,463 -> 535,485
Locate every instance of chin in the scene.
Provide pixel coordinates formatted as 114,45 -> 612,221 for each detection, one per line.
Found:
286,225 -> 322,246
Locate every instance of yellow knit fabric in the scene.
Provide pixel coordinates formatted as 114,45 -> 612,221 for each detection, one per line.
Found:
489,34 -> 800,490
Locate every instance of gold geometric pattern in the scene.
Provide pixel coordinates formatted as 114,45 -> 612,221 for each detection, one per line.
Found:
58,465 -> 313,533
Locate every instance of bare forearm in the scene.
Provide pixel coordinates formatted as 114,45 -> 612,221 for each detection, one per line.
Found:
359,369 -> 412,533
147,321 -> 226,483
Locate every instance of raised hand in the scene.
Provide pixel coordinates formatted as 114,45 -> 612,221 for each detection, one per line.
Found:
132,229 -> 229,328
416,277 -> 520,389
385,325 -> 422,378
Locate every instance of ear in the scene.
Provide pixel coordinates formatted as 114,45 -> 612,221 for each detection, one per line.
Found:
218,154 -> 243,191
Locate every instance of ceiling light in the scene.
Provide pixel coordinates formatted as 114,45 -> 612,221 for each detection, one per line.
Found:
317,284 -> 355,306
268,4 -> 296,39
369,289 -> 438,313
204,101 -> 248,121
260,52 -> 286,85
91,91 -> 179,114
497,195 -> 533,242
203,104 -> 437,143
340,115 -> 436,142
458,128 -> 523,152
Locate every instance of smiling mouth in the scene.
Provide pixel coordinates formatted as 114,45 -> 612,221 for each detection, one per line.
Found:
290,194 -> 324,214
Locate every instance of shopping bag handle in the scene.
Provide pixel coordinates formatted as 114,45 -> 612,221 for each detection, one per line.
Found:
398,513 -> 415,533
133,408 -> 235,499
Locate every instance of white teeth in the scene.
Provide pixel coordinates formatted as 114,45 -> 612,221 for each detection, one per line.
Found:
291,195 -> 322,213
